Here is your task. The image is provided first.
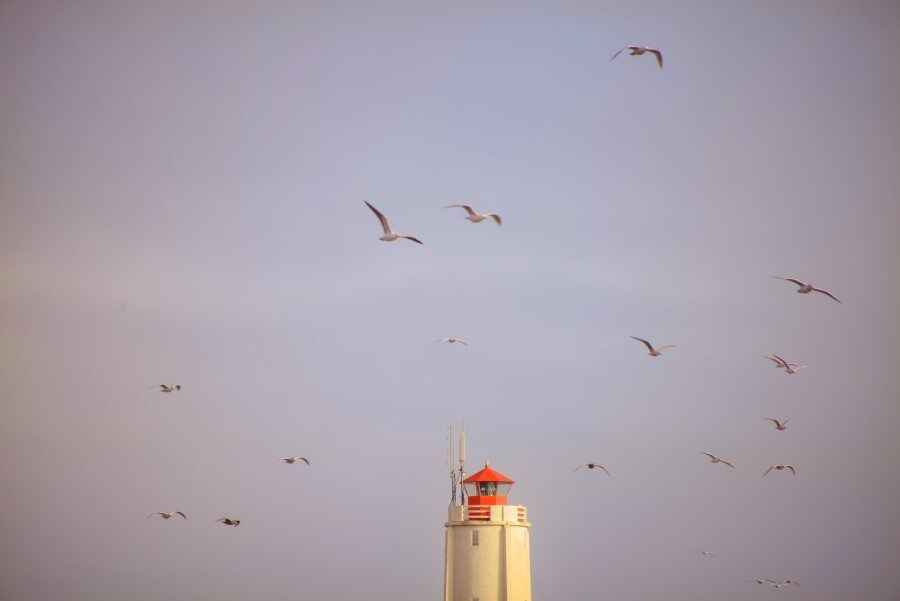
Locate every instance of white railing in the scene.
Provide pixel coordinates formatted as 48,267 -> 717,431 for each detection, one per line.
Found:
461,505 -> 528,523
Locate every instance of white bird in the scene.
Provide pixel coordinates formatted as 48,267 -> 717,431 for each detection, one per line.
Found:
215,517 -> 241,526
271,456 -> 310,467
437,338 -> 469,347
763,464 -> 796,477
775,579 -> 800,587
444,204 -> 502,226
763,418 -> 791,431
768,354 -> 806,374
701,452 -> 735,468
364,201 -> 422,244
146,511 -> 187,520
764,355 -> 803,371
153,384 -> 181,393
772,276 -> 841,303
698,549 -> 718,558
631,336 -> 675,357
610,45 -> 664,69
573,463 -> 611,476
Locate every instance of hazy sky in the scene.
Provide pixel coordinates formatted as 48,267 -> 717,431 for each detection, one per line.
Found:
2,1 -> 899,600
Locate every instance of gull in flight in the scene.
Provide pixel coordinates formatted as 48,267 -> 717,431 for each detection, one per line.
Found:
610,45 -> 664,69
763,464 -> 796,477
444,205 -> 502,226
631,336 -> 675,357
697,549 -> 718,558
215,517 -> 241,526
437,338 -> 469,347
763,418 -> 791,431
271,456 -> 310,467
701,452 -> 735,468
153,384 -> 181,393
364,201 -> 422,244
747,579 -> 776,585
766,355 -> 805,374
573,463 -> 611,476
772,276 -> 841,303
775,579 -> 800,587
764,355 -> 804,372
146,511 -> 187,520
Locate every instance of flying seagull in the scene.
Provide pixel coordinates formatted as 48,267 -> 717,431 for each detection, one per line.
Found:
631,336 -> 675,357
747,579 -> 776,585
701,452 -> 735,468
697,549 -> 718,558
437,338 -> 469,347
271,456 -> 310,467
763,418 -> 791,431
146,511 -> 187,520
775,579 -> 800,587
153,384 -> 181,393
364,201 -> 422,244
767,354 -> 805,374
763,464 -> 796,477
764,355 -> 803,371
444,205 -> 502,226
573,463 -> 611,476
610,45 -> 664,69
772,276 -> 841,303
214,517 -> 241,526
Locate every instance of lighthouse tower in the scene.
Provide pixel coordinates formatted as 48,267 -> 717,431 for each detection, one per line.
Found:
443,458 -> 532,601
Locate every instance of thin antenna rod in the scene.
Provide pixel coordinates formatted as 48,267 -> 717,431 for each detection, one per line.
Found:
458,421 -> 466,505
448,419 -> 457,505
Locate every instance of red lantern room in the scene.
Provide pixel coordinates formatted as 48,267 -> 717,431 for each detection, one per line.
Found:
462,462 -> 514,506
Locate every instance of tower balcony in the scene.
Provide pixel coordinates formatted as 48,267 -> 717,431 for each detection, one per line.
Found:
447,504 -> 528,525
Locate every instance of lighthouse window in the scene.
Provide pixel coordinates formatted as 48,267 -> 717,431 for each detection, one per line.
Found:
479,482 -> 497,496
471,530 -> 479,546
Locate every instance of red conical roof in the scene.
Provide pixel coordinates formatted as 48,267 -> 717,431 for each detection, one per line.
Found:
462,463 -> 514,484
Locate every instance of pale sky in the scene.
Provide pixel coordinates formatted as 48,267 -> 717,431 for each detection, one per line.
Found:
1,1 -> 899,600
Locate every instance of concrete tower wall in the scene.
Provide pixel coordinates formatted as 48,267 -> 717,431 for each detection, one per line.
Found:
444,505 -> 532,601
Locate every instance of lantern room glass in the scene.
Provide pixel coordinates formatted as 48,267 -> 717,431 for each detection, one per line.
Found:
464,481 -> 512,497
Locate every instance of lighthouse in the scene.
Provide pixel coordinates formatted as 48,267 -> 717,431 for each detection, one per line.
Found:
443,426 -> 532,601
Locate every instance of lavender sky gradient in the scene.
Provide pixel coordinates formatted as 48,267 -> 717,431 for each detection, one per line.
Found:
2,2 -> 899,600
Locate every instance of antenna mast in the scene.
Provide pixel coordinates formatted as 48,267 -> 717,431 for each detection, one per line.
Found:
458,421 -> 466,506
447,419 -> 458,505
